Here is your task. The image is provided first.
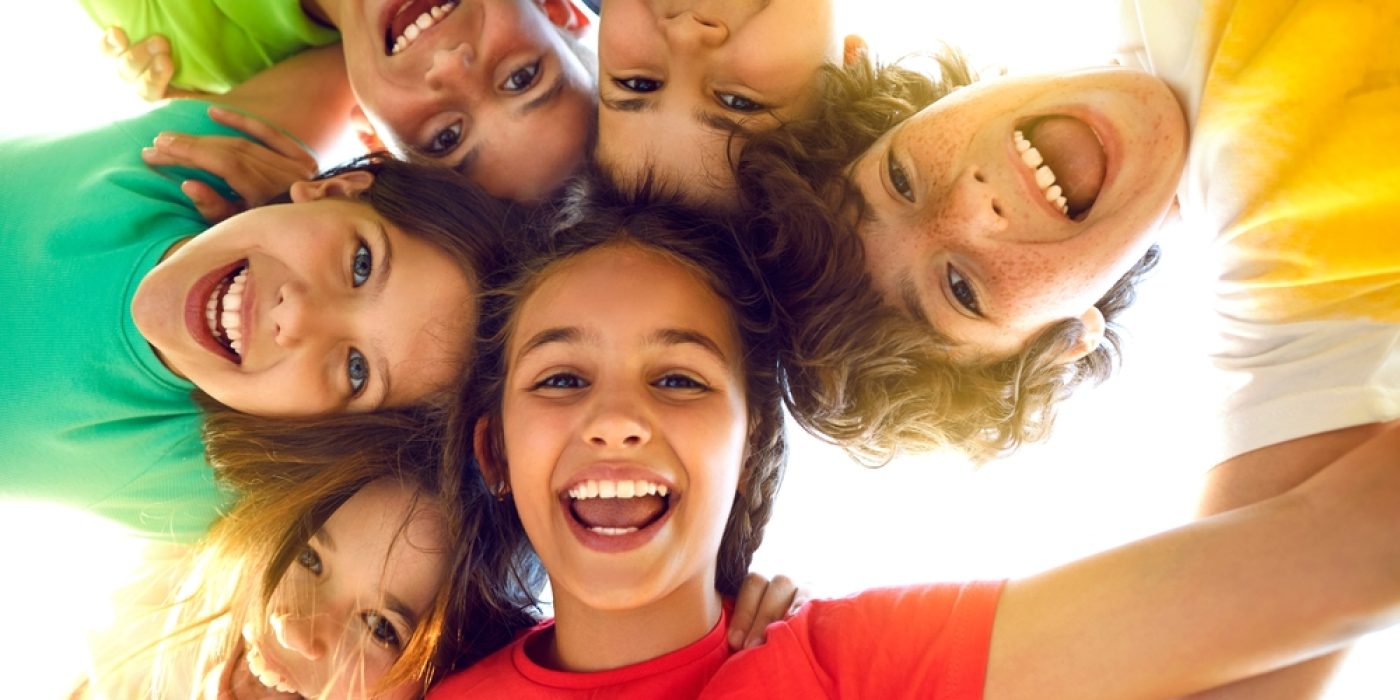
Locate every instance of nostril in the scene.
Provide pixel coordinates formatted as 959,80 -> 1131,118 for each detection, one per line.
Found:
992,201 -> 1003,217
974,171 -> 987,183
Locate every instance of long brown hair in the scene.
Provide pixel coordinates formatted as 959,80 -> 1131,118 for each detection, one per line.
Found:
735,54 -> 1160,463
127,400 -> 543,698
458,169 -> 787,597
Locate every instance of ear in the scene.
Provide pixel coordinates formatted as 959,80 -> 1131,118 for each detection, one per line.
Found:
1056,306 -> 1106,365
288,170 -> 376,203
536,0 -> 591,37
843,35 -> 869,67
349,104 -> 388,153
474,417 -> 509,495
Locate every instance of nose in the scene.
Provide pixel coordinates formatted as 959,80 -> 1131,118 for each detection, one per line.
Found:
583,388 -> 652,449
270,610 -> 325,660
269,281 -> 345,349
425,42 -> 478,92
944,166 -> 1010,238
661,11 -> 728,50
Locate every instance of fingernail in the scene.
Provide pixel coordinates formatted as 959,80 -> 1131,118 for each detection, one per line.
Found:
141,147 -> 156,160
745,638 -> 761,650
154,133 -> 174,147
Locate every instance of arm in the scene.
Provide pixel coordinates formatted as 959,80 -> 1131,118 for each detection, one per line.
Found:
206,43 -> 355,158
985,423 -> 1400,700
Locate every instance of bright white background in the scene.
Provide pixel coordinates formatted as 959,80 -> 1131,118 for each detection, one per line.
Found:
1,1 -> 1394,697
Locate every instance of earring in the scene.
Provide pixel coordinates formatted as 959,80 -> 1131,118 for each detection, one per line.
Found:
494,482 -> 511,502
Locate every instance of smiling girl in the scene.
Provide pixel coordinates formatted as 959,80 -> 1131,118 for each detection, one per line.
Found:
0,78 -> 515,540
426,173 -> 1400,699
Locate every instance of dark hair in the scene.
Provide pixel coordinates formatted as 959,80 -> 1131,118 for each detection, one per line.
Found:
126,401 -> 543,698
457,168 -> 787,597
735,54 -> 1161,463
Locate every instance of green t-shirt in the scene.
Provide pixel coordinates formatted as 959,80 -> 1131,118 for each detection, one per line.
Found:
79,0 -> 341,93
0,100 -> 245,542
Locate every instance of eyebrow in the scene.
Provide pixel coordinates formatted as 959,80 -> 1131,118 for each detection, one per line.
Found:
516,326 -> 583,362
692,109 -> 749,137
385,591 -> 419,631
370,223 -> 395,409
601,96 -> 656,113
313,527 -> 337,552
519,73 -> 567,118
650,328 -> 729,364
898,273 -> 936,331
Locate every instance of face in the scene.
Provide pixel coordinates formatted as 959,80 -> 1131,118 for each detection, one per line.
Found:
230,479 -> 451,699
495,242 -> 747,613
132,172 -> 476,417
851,68 -> 1187,360
597,0 -> 841,204
336,0 -> 595,202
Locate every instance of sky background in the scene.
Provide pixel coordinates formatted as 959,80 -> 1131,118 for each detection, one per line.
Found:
1,1 -> 1395,697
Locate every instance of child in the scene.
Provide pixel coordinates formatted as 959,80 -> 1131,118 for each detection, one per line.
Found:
427,173 -> 1400,698
593,0 -> 864,205
86,0 -> 598,202
0,75 -> 516,541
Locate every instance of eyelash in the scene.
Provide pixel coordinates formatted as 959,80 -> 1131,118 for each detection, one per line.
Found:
528,372 -> 710,392
501,59 -> 542,92
717,92 -> 765,113
655,373 -> 708,391
362,611 -> 405,650
614,76 -> 662,92
887,149 -> 915,202
352,239 -> 372,288
424,121 -> 463,156
348,348 -> 369,396
947,265 -> 982,316
296,545 -> 324,576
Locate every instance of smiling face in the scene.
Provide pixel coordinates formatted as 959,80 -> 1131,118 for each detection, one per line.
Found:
496,242 -> 747,614
596,0 -> 842,204
851,68 -> 1187,361
131,172 -> 476,417
333,0 -> 595,202
230,479 -> 450,699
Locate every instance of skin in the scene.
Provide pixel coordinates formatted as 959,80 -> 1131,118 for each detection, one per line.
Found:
131,171 -> 476,417
485,242 -> 748,672
851,68 -> 1187,362
596,0 -> 847,205
316,0 -> 596,202
233,479 -> 451,699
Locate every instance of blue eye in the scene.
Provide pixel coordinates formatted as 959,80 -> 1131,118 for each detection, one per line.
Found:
887,150 -> 914,202
947,265 -> 981,316
615,76 -> 662,92
655,373 -> 706,391
352,241 -> 372,287
717,92 -> 765,113
296,546 -> 323,576
362,611 -> 403,649
533,372 -> 586,391
425,121 -> 462,156
502,60 -> 541,92
348,348 -> 370,396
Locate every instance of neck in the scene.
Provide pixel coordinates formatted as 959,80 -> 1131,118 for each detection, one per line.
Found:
547,576 -> 724,673
301,0 -> 340,28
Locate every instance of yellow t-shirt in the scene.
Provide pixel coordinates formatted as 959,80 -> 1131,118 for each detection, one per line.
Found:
1123,0 -> 1400,459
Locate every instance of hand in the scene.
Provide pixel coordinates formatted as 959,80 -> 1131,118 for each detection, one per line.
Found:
141,106 -> 319,223
100,27 -> 175,102
728,572 -> 809,651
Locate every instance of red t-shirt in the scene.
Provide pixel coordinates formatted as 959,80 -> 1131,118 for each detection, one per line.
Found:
427,608 -> 732,699
701,582 -> 1005,699
429,581 -> 1004,699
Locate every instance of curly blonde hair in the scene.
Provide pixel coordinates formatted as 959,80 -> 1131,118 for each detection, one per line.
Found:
736,53 -> 1159,464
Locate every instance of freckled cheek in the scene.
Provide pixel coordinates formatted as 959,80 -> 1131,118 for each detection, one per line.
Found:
980,253 -> 1087,318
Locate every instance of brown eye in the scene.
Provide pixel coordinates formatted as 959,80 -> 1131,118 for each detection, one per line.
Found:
615,76 -> 662,92
501,60 -> 541,92
887,150 -> 914,202
424,121 -> 462,156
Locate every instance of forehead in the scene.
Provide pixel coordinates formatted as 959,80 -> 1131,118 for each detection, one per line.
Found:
511,242 -> 738,356
324,480 -> 450,602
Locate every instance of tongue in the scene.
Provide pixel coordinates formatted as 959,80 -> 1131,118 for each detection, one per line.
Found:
1030,117 -> 1105,215
571,496 -> 666,530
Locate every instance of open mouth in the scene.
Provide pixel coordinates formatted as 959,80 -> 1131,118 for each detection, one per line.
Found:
204,262 -> 248,362
1014,116 -> 1106,220
384,0 -> 460,55
564,478 -> 674,539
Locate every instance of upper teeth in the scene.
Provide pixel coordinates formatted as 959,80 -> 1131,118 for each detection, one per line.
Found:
391,1 -> 459,55
1015,130 -> 1069,215
568,479 -> 669,500
205,266 -> 248,358
244,642 -> 296,695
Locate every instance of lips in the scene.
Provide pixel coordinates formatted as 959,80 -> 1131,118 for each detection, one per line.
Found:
185,259 -> 248,365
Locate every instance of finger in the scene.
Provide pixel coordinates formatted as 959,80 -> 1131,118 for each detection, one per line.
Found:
138,54 -> 175,102
207,106 -> 318,171
182,180 -> 242,224
116,40 -> 159,83
728,572 -> 768,651
743,575 -> 799,649
100,27 -> 129,58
